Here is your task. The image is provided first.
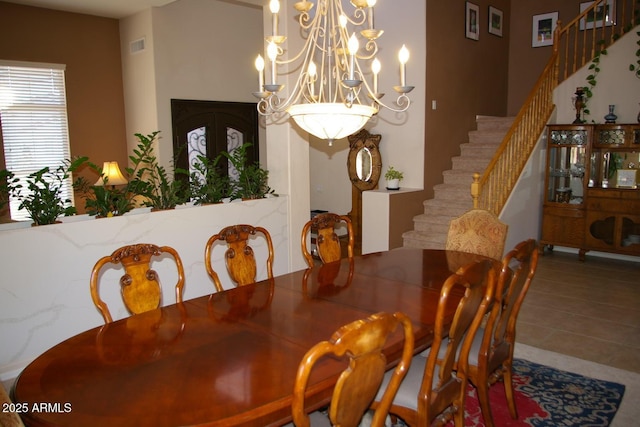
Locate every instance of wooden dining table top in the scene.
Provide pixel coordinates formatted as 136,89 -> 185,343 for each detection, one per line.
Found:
12,248 -> 489,427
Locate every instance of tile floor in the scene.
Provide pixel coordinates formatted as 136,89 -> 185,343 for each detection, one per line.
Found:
516,249 -> 640,374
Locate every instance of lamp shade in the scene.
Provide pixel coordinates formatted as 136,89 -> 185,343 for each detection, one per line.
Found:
95,161 -> 128,186
288,103 -> 375,142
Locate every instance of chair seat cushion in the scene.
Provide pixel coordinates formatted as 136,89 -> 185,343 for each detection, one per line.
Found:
422,328 -> 485,367
281,409 -> 331,427
375,354 -> 442,411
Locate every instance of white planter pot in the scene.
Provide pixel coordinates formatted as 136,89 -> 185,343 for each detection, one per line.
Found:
386,179 -> 400,190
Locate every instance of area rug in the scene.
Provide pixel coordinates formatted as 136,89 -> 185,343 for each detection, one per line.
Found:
455,358 -> 626,426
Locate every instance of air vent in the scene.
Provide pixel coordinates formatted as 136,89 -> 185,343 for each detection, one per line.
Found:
130,38 -> 146,54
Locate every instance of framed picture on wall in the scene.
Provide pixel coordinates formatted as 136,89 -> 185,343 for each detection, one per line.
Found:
488,6 -> 503,37
532,12 -> 558,48
466,2 -> 480,40
579,0 -> 615,30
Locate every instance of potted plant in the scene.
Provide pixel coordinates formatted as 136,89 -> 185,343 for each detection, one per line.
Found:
73,161 -> 135,217
384,166 -> 404,190
221,142 -> 275,200
128,131 -> 189,210
9,157 -> 88,225
188,154 -> 231,205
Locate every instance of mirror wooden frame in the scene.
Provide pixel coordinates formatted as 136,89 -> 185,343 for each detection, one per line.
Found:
347,129 -> 382,255
347,129 -> 382,191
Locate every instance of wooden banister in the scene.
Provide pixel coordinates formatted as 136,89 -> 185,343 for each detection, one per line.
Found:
474,0 -> 640,214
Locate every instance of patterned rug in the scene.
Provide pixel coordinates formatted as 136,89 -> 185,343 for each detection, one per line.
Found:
454,358 -> 626,426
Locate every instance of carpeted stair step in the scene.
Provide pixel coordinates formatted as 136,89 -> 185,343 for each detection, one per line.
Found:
421,199 -> 473,217
475,115 -> 515,131
467,130 -> 507,145
412,214 -> 451,233
442,169 -> 476,186
460,142 -> 501,158
402,230 -> 446,249
451,155 -> 493,171
433,183 -> 471,201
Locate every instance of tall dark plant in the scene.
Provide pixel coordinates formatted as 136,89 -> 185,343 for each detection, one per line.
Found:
188,154 -> 231,205
221,142 -> 274,200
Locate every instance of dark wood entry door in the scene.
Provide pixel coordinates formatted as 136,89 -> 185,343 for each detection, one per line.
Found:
171,99 -> 259,181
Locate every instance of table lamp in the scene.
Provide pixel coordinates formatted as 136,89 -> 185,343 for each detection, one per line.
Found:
95,161 -> 128,188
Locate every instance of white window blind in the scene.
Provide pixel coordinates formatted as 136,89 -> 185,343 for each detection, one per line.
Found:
0,61 -> 73,221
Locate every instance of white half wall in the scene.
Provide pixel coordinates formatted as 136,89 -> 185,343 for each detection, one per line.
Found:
0,197 -> 289,382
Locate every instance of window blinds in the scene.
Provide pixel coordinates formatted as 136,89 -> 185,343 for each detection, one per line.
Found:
0,62 -> 73,221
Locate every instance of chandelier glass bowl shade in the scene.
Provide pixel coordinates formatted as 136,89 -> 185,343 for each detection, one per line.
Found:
253,0 -> 413,144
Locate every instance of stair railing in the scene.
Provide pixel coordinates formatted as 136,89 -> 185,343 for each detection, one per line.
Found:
473,0 -> 639,213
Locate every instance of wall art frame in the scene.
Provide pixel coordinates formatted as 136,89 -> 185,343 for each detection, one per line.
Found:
579,0 -> 616,30
532,11 -> 558,48
488,6 -> 503,37
466,2 -> 480,41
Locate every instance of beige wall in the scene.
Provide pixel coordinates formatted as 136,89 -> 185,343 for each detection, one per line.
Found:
423,0 -> 511,196
0,1 -> 128,206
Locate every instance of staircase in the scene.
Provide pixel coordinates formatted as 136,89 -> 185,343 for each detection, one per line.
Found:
403,116 -> 514,249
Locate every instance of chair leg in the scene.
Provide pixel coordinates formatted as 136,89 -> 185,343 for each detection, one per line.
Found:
476,379 -> 495,427
453,396 -> 466,427
503,364 -> 518,419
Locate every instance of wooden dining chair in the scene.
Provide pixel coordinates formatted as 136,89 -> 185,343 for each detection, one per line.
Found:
205,224 -> 274,292
371,259 -> 498,427
1,382 -> 25,427
445,209 -> 508,261
461,238 -> 539,427
301,212 -> 354,267
90,243 -> 186,324
291,311 -> 414,427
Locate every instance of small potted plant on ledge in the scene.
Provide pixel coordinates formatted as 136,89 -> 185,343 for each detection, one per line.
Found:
10,156 -> 88,225
128,131 -> 189,211
384,166 -> 404,190
222,142 -> 275,200
188,154 -> 231,205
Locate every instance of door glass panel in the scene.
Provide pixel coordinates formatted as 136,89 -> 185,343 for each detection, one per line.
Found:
226,127 -> 243,181
187,126 -> 207,180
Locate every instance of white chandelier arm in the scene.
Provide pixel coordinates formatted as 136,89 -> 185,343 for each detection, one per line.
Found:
253,0 -> 414,142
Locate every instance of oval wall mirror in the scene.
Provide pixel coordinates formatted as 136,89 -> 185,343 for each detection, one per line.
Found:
347,129 -> 381,192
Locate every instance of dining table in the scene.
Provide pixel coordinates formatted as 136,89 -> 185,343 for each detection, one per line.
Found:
11,248 -> 490,427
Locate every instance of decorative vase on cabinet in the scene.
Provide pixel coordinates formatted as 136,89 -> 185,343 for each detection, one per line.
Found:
604,105 -> 617,124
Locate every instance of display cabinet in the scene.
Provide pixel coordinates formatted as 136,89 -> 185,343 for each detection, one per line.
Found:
540,125 -> 591,258
541,124 -> 640,260
586,124 -> 640,257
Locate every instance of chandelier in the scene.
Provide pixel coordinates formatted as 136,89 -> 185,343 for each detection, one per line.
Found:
253,0 -> 413,145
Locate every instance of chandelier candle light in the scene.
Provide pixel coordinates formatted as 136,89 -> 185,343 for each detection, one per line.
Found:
253,0 -> 413,145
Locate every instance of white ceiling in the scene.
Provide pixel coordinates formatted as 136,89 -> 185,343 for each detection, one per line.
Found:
3,0 -> 179,19
3,0 -> 265,18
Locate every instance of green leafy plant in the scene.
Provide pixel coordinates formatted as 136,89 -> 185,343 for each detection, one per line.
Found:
10,157 -> 88,225
128,131 -> 189,210
221,142 -> 274,200
73,161 -> 134,217
583,40 -> 608,118
188,154 -> 231,205
384,166 -> 404,181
